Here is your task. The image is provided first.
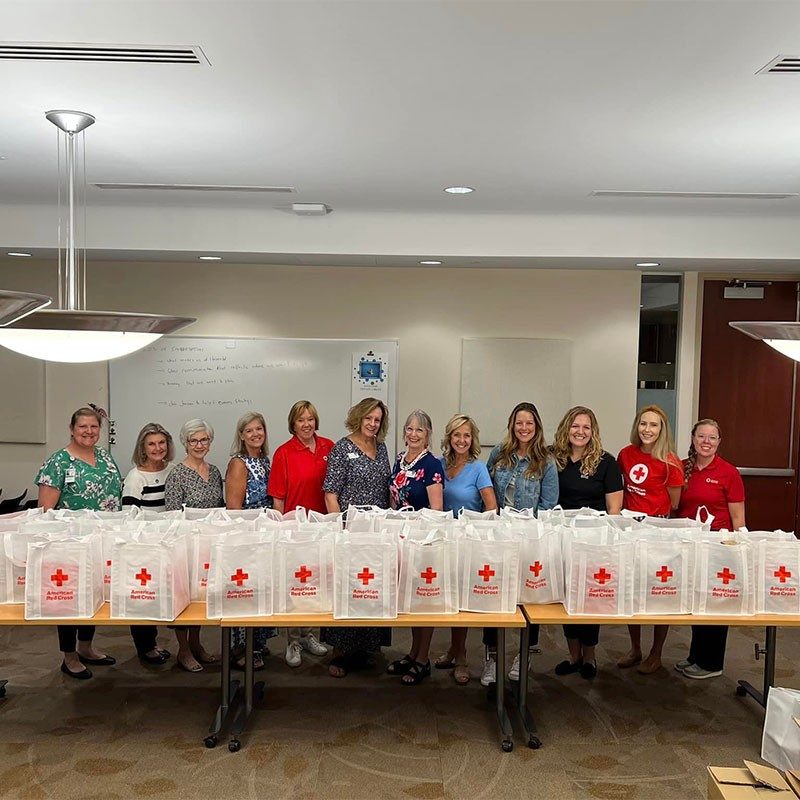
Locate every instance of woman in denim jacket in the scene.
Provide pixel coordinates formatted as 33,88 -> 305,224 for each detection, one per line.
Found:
479,402 -> 559,687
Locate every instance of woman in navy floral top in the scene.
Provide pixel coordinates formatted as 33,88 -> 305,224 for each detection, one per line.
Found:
387,410 -> 445,686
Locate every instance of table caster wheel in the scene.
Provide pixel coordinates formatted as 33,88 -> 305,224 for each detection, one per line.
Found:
501,739 -> 513,753
528,736 -> 542,749
736,685 -> 747,697
228,739 -> 241,753
204,735 -> 217,749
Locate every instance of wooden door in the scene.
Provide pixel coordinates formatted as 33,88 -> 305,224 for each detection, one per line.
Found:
698,280 -> 799,531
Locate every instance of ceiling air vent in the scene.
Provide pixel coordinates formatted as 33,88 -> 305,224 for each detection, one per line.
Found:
0,42 -> 208,65
757,55 -> 800,74
93,183 -> 295,193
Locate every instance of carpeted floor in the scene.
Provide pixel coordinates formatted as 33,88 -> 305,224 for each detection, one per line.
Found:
0,620 -> 793,799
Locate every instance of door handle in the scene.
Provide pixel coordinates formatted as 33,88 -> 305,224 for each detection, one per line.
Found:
737,467 -> 794,477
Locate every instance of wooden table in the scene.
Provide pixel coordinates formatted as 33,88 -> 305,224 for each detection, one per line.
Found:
515,603 -> 800,750
220,610 -> 527,753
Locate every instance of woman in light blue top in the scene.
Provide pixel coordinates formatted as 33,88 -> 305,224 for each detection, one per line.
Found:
435,414 -> 497,685
481,402 -> 558,688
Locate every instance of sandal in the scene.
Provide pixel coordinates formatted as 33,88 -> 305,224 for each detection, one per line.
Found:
194,650 -> 217,665
401,660 -> 431,686
387,654 -> 415,676
434,653 -> 456,670
328,656 -> 349,678
453,664 -> 470,685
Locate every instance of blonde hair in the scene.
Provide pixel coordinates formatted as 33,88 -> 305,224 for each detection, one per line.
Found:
344,397 -> 389,443
490,402 -> 550,480
288,400 -> 319,434
132,422 -> 175,467
230,411 -> 269,457
552,406 -> 604,477
630,405 -> 677,465
403,409 -> 433,449
440,414 -> 481,469
684,418 -> 721,483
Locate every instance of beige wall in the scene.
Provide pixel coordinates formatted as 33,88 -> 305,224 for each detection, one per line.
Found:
0,261 -> 641,497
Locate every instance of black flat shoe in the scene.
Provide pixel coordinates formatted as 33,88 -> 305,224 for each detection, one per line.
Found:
139,650 -> 170,665
61,662 -> 92,680
579,661 -> 597,680
78,654 -> 116,666
554,659 -> 583,676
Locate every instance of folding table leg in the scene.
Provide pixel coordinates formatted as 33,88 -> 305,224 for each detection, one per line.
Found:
228,627 -> 265,752
736,626 -> 777,708
204,628 -> 240,748
495,628 -> 514,752
0,679 -> 7,698
515,623 -> 541,749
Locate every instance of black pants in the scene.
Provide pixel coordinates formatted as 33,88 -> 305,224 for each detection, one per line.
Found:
483,624 -> 539,649
562,624 -> 600,647
57,624 -> 159,654
688,625 -> 728,672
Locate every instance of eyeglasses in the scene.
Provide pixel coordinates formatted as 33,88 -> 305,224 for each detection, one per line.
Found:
188,437 -> 210,447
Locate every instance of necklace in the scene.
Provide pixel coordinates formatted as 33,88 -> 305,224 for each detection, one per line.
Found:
402,449 -> 428,472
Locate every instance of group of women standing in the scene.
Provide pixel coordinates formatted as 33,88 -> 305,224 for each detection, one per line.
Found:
33,397 -> 745,687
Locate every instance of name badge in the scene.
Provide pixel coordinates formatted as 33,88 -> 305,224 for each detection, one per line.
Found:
347,452 -> 360,460
65,467 -> 77,485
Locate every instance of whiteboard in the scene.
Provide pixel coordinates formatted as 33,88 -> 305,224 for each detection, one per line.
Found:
0,348 -> 45,443
460,338 -> 572,446
109,337 -> 398,470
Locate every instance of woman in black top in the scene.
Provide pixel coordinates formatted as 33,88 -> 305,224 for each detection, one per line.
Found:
552,406 -> 623,679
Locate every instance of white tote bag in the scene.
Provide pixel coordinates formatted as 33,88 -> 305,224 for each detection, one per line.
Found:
275,530 -> 334,613
110,531 -> 191,621
459,535 -> 521,614
25,534 -> 104,619
188,521 -> 249,601
762,687 -> 800,770
3,529 -> 57,603
756,540 -> 800,615
518,526 -> 564,605
398,534 -> 459,615
634,539 -> 693,615
565,540 -> 635,616
693,541 -> 754,615
334,532 -> 398,619
206,534 -> 274,618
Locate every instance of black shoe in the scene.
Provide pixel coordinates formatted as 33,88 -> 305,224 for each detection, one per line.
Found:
61,661 -> 92,680
554,659 -> 583,676
139,650 -> 170,665
579,661 -> 597,680
78,654 -> 116,666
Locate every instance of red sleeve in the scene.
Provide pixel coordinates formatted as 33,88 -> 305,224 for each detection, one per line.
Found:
666,454 -> 684,487
267,444 -> 288,500
725,463 -> 745,503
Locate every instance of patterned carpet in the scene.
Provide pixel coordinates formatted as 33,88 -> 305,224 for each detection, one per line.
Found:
0,620 -> 792,799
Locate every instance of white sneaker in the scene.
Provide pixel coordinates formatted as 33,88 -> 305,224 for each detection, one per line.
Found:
508,653 -> 521,682
285,641 -> 302,668
681,663 -> 722,680
480,657 -> 496,687
299,633 -> 328,656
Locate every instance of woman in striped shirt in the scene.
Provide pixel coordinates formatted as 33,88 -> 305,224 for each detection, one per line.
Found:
122,422 -> 175,511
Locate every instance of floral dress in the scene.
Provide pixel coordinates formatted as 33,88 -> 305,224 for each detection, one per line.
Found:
390,450 -> 444,511
35,447 -> 122,511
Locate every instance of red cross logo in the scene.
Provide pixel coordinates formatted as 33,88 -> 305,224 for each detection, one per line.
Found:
775,565 -> 792,583
530,561 -> 543,577
203,562 -> 209,571
717,567 -> 735,585
594,568 -> 611,585
420,567 -> 437,584
478,564 -> 496,582
106,560 -> 112,568
357,567 -> 375,585
231,568 -> 248,586
655,565 -> 673,583
50,568 -> 68,587
629,463 -> 649,484
135,568 -> 152,586
295,565 -> 312,583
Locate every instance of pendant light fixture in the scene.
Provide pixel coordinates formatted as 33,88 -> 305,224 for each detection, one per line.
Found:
0,289 -> 52,326
0,110 -> 195,363
729,321 -> 800,362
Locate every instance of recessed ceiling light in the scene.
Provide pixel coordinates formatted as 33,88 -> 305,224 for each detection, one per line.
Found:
0,156 -> 8,161
198,255 -> 222,261
636,261 -> 661,267
419,260 -> 442,265
7,252 -> 32,257
443,186 -> 474,194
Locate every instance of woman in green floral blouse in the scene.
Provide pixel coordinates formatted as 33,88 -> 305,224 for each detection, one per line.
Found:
36,406 -> 123,680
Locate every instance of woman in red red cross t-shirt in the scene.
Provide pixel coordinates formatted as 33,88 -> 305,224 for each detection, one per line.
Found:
617,405 -> 683,675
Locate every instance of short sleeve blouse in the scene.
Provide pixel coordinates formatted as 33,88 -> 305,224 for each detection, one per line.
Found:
35,447 -> 123,511
164,462 -> 225,511
322,437 -> 391,510
390,451 -> 444,510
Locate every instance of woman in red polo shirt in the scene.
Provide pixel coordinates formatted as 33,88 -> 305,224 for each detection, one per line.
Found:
675,418 -> 745,680
267,400 -> 334,667
617,405 -> 683,675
